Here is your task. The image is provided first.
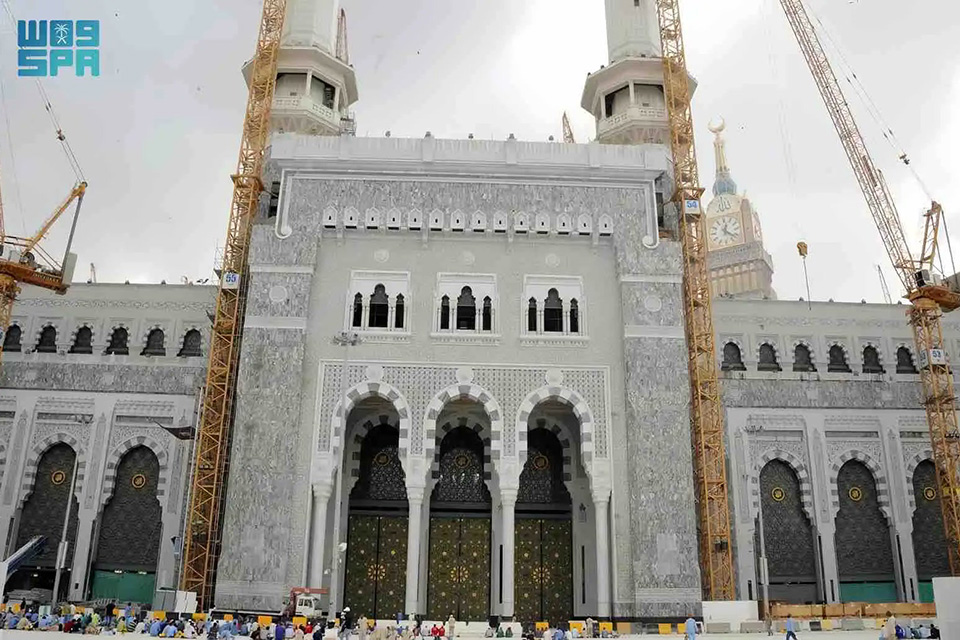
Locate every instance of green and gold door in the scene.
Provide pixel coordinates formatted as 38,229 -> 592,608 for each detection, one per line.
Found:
426,517 -> 491,620
514,519 -> 572,625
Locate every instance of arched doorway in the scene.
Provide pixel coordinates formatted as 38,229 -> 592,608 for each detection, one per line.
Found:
756,460 -> 817,603
514,427 -> 572,626
911,460 -> 950,602
342,422 -> 408,620
11,443 -> 80,601
90,446 -> 162,604
427,408 -> 492,621
835,460 -> 895,602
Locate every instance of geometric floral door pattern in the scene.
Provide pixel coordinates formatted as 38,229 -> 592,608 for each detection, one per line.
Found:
343,515 -> 408,620
426,517 -> 490,621
514,519 -> 572,626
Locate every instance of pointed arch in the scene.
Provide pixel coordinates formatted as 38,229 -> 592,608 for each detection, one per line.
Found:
829,449 -> 891,522
329,379 -> 412,458
423,383 -> 503,462
19,433 -> 87,508
99,435 -> 170,510
516,385 -> 597,470
905,449 -> 934,512
751,449 -> 814,521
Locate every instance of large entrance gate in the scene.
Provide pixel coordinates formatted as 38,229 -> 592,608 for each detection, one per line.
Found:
343,423 -> 408,619
515,519 -> 572,625
344,515 -> 408,618
427,423 -> 492,620
427,517 -> 491,620
513,427 -> 573,625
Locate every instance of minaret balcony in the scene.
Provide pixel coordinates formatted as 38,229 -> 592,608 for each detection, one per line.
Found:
598,105 -> 668,142
272,95 -> 342,135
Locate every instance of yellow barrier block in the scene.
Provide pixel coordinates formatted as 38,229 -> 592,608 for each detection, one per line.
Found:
657,623 -> 672,635
598,622 -> 613,633
293,617 -> 307,627
535,622 -> 549,632
76,607 -> 85,614
223,615 -> 235,622
153,612 -> 166,620
568,622 -> 583,634
615,623 -> 631,635
193,614 -> 208,621
821,620 -> 833,631
257,616 -> 272,626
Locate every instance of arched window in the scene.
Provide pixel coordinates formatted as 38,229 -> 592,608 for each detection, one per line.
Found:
440,295 -> 451,330
862,345 -> 884,374
351,293 -> 363,328
3,324 -> 22,352
369,284 -> 389,328
178,329 -> 202,357
142,328 -> 165,356
482,297 -> 492,332
570,299 -> 580,334
105,327 -> 129,355
395,294 -> 405,329
827,344 -> 850,373
35,326 -> 58,353
896,346 -> 917,374
69,327 -> 93,354
721,342 -> 746,371
544,288 -> 562,332
456,287 -> 476,330
793,344 -> 815,372
758,343 -> 780,372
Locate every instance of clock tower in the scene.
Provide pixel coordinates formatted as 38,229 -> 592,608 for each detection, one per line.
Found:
704,119 -> 776,299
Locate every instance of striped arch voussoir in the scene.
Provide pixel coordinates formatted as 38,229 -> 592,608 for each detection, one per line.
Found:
99,436 -> 169,509
527,417 -> 575,483
830,450 -> 891,522
423,383 -> 503,462
19,433 -> 86,509
430,417 -> 493,482
516,385 -> 595,466
330,380 -> 412,459
905,449 -> 934,512
346,415 -> 400,481
751,449 -> 814,521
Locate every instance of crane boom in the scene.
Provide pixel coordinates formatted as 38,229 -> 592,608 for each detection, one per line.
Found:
780,0 -> 960,574
655,0 -> 736,599
179,0 -> 288,608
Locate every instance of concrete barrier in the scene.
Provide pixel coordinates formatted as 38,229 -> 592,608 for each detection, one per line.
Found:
704,622 -> 731,633
739,621 -> 765,633
841,618 -> 865,630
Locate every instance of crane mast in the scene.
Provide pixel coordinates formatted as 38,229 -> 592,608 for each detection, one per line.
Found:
179,0 -> 288,608
655,0 -> 736,600
780,0 -> 960,573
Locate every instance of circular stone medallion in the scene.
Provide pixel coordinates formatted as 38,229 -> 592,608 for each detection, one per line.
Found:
51,470 -> 67,486
131,473 -> 147,490
848,486 -> 863,502
923,486 -> 937,501
771,487 -> 786,502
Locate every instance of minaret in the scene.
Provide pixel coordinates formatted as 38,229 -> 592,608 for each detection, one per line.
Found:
704,119 -> 776,299
710,119 -> 738,197
581,0 -> 687,145
244,0 -> 359,136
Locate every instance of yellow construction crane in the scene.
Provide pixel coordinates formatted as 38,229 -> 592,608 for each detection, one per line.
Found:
779,0 -> 960,573
0,175 -> 86,366
179,0 -> 288,608
654,0 -> 736,600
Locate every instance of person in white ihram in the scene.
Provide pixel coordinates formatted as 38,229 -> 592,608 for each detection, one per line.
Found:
884,612 -> 897,640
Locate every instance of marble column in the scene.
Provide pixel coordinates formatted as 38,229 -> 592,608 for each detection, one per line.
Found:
501,488 -> 518,619
309,481 -> 333,588
593,487 -> 612,617
405,486 -> 425,614
817,523 -> 841,603
68,510 -> 96,601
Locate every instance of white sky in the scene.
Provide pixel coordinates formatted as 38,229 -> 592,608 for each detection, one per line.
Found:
1,0 -> 959,303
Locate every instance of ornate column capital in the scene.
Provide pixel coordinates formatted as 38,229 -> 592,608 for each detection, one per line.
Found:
591,486 -> 611,506
312,479 -> 334,499
501,488 -> 518,508
406,485 -> 426,504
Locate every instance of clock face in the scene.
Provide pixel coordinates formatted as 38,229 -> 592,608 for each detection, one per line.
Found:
709,215 -> 742,247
